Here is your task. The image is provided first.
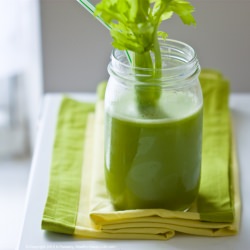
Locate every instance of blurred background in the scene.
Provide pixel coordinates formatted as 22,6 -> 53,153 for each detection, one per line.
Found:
0,0 -> 249,249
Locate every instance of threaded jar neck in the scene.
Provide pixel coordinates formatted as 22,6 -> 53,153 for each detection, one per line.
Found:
108,39 -> 200,87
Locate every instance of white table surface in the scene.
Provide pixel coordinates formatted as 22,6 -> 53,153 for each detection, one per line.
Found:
17,93 -> 250,250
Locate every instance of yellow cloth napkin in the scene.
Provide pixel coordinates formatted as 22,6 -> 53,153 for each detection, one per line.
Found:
42,69 -> 241,240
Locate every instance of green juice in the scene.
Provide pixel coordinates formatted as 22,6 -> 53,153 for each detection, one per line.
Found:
105,94 -> 203,211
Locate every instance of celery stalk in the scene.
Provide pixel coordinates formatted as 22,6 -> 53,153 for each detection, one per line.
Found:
91,0 -> 196,111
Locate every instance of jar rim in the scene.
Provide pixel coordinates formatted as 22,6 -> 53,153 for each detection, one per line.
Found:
108,39 -> 200,83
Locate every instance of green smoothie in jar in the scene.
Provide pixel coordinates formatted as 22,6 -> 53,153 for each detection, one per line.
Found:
105,89 -> 203,210
93,0 -> 202,211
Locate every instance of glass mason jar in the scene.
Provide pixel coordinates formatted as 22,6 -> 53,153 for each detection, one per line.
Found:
104,39 -> 203,211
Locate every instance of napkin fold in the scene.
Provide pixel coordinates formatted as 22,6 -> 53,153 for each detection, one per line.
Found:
42,69 -> 241,240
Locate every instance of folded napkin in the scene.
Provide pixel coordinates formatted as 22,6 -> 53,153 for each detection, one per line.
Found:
42,69 -> 241,240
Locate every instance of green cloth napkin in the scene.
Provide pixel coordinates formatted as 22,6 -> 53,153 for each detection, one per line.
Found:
42,69 -> 241,240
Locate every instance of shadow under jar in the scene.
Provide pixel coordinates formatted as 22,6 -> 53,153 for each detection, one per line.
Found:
104,39 -> 203,211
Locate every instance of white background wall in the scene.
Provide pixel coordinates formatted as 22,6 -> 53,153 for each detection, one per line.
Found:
40,0 -> 250,93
